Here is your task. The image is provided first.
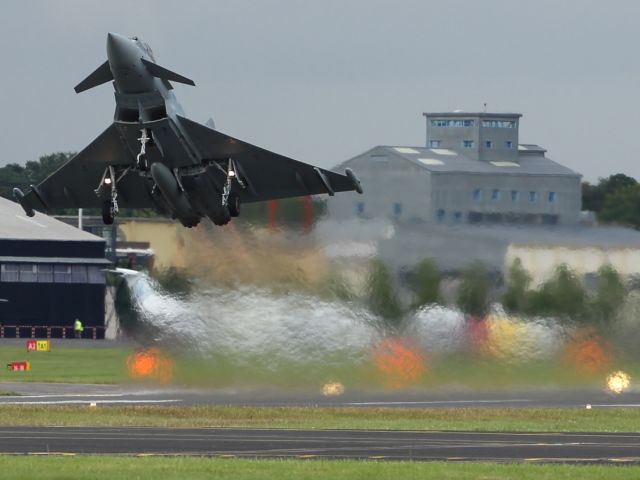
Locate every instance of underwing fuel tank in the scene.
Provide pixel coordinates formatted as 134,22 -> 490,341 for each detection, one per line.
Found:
150,162 -> 197,225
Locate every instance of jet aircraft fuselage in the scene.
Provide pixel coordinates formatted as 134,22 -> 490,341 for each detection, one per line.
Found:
14,33 -> 362,227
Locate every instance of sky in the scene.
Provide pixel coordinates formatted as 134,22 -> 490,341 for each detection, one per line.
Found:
0,0 -> 638,182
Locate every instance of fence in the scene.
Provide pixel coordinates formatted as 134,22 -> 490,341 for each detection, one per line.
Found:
0,325 -> 105,340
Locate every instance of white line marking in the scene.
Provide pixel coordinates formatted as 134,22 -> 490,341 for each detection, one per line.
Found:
344,399 -> 531,406
0,394 -> 128,399
0,399 -> 181,405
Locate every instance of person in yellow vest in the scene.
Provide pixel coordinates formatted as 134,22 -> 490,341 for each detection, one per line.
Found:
74,318 -> 84,339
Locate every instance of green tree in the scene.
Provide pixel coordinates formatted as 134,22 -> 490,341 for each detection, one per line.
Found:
457,261 -> 490,317
526,264 -> 586,319
411,259 -> 441,307
598,184 -> 640,229
589,265 -> 625,325
366,259 -> 403,328
582,173 -> 637,213
502,258 -> 532,314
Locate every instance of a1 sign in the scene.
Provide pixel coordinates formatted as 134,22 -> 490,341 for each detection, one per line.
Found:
26,340 -> 51,352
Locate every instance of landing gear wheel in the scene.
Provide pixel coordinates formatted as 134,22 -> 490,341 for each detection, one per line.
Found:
101,200 -> 115,225
228,192 -> 240,217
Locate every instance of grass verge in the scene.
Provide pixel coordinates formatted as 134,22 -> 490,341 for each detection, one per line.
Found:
0,405 -> 638,432
0,456 -> 639,480
0,346 -> 130,384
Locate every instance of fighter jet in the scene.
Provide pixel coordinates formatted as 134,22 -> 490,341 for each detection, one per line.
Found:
13,33 -> 362,227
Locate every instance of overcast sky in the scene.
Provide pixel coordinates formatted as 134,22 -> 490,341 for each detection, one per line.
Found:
0,0 -> 638,182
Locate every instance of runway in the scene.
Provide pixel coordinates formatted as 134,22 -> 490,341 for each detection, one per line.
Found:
0,426 -> 639,463
0,382 -> 638,408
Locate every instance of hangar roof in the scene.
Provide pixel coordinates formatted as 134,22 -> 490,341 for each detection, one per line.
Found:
372,146 -> 580,176
0,196 -> 104,242
337,145 -> 580,177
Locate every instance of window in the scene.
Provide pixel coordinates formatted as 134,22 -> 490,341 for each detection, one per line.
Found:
19,264 -> 37,282
429,140 -> 441,148
54,265 -> 71,283
454,212 -> 462,223
511,190 -> 520,202
71,265 -> 88,283
548,192 -> 557,203
491,189 -> 501,201
393,203 -> 402,217
481,120 -> 516,128
529,191 -> 538,203
473,189 -> 482,202
437,209 -> 445,222
37,264 -> 53,283
88,266 -> 106,284
505,141 -> 513,149
485,141 -> 493,148
463,140 -> 474,148
1,264 -> 19,282
431,119 -> 474,127
356,202 -> 365,217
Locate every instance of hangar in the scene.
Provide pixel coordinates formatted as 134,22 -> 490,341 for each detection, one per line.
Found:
329,111 -> 581,226
0,197 -> 110,338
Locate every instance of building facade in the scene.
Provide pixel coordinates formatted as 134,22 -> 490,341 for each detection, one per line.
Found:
330,112 -> 581,226
0,197 -> 110,335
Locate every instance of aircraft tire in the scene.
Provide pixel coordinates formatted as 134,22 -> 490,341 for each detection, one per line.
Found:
101,200 -> 115,225
228,192 -> 240,217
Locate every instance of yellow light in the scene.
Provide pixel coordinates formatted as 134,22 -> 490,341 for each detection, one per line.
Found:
228,170 -> 236,178
606,371 -> 631,395
104,177 -> 112,185
322,382 -> 345,396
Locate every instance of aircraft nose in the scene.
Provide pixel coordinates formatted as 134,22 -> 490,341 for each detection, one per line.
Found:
107,32 -> 137,64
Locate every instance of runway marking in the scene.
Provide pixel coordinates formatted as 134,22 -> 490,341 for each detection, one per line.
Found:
344,399 -> 531,406
219,454 -> 236,458
0,399 -> 182,405
0,393 -> 128,399
591,404 -> 640,408
298,454 -> 317,458
368,455 -> 387,459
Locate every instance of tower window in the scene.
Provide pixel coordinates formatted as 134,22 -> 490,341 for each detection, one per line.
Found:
463,140 -> 474,148
491,189 -> 501,201
511,190 -> 520,202
473,189 -> 482,202
393,203 -> 403,216
429,140 -> 441,148
505,141 -> 513,149
529,191 -> 538,203
437,209 -> 445,222
356,202 -> 364,216
548,192 -> 557,203
485,141 -> 493,148
454,211 -> 462,222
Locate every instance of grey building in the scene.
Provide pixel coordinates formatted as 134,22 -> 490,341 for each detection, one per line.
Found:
0,197 -> 110,337
330,112 -> 581,226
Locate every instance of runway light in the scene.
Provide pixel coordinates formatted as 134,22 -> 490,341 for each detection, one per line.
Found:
104,177 -> 112,185
606,371 -> 631,395
126,347 -> 174,384
322,382 -> 345,396
586,404 -> 592,410
89,402 -> 97,408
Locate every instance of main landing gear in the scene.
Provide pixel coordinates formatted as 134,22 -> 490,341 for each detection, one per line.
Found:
100,166 -> 119,225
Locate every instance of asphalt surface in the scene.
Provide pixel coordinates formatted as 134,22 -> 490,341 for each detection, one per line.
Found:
0,426 -> 639,463
0,382 -> 638,408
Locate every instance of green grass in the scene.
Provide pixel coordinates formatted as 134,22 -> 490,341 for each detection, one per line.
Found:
0,457 -> 639,480
1,343 -> 639,391
0,346 -> 130,384
0,405 -> 639,432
